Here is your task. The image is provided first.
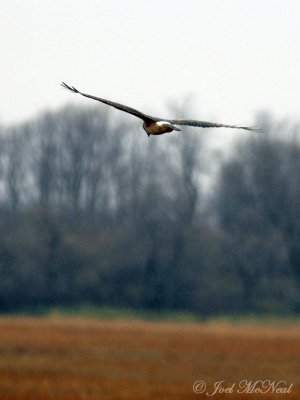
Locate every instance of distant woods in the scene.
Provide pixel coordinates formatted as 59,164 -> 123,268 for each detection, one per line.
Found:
0,106 -> 299,314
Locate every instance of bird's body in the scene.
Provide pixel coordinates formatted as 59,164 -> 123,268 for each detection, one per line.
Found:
143,120 -> 181,135
61,82 -> 262,136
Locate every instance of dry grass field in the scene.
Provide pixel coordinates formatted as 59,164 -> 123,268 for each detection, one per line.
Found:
0,316 -> 299,399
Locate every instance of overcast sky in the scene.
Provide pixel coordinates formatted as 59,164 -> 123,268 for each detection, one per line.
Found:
1,0 -> 300,127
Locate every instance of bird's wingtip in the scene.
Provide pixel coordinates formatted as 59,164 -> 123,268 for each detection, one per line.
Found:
238,125 -> 264,133
60,82 -> 79,93
249,126 -> 264,133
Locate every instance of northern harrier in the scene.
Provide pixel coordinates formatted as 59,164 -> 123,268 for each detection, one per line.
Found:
61,82 -> 262,136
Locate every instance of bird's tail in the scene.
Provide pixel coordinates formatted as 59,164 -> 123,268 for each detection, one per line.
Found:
172,125 -> 181,131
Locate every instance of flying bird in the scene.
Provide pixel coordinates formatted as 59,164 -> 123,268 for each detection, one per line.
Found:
61,82 -> 262,136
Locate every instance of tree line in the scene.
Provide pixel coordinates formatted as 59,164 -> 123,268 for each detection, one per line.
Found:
0,106 -> 299,315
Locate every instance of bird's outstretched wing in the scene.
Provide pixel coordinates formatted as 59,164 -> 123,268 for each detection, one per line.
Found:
165,119 -> 263,133
61,82 -> 155,122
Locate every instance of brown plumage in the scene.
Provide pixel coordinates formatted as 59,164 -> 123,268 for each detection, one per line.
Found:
61,82 -> 263,136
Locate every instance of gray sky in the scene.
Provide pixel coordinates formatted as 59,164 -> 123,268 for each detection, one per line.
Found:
1,0 -> 300,126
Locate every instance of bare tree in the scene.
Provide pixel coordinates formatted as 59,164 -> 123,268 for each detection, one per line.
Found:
2,127 -> 31,210
214,117 -> 300,309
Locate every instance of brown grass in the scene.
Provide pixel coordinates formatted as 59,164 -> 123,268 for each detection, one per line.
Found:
0,317 -> 299,399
